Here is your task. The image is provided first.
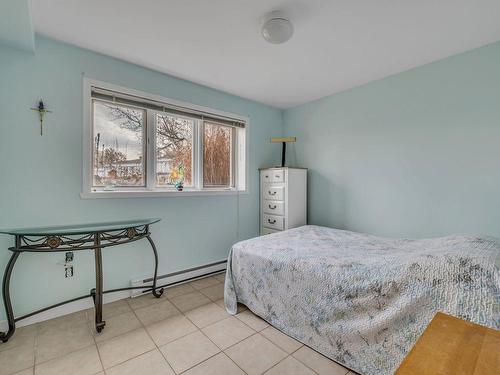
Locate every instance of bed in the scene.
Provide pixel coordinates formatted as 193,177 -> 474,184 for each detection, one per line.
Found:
224,225 -> 500,375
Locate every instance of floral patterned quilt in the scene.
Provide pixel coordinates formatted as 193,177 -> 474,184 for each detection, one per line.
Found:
224,225 -> 500,375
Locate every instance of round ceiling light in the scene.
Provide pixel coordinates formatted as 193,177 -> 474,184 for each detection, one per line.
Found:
262,11 -> 294,44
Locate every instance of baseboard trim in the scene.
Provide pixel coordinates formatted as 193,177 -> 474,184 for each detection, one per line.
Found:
0,259 -> 227,330
131,259 -> 227,297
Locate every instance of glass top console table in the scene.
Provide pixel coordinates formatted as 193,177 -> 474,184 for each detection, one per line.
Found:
0,218 -> 164,342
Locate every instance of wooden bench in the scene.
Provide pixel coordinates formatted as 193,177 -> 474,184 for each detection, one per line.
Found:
396,312 -> 500,375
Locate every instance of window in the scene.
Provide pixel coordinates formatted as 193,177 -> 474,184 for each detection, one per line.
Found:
155,113 -> 194,187
93,101 -> 146,187
203,121 -> 234,188
83,79 -> 247,197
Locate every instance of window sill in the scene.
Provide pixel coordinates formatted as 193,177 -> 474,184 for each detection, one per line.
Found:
80,188 -> 248,199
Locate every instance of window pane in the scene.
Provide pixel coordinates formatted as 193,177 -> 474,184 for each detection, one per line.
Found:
92,100 -> 145,187
203,121 -> 233,187
155,114 -> 193,187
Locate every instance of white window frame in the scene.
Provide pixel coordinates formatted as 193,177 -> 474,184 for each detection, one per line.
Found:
81,78 -> 249,198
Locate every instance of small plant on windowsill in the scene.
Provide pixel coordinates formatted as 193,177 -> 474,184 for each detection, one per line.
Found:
169,165 -> 185,191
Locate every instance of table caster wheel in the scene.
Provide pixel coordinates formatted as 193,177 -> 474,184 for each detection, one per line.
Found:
153,288 -> 164,298
96,321 -> 106,333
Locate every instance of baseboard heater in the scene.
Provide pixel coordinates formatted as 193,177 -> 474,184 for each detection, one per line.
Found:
130,259 -> 227,297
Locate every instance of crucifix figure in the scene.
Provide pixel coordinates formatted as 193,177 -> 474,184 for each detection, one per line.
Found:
31,100 -> 52,136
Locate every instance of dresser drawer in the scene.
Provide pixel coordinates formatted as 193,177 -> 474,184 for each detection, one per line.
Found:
263,200 -> 285,215
271,169 -> 285,183
261,227 -> 281,235
263,186 -> 284,200
260,170 -> 273,184
262,214 -> 284,230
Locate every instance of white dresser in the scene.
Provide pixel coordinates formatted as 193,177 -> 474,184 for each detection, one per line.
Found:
260,167 -> 307,235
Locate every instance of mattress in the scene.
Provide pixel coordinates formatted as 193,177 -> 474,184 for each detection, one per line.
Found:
224,225 -> 500,375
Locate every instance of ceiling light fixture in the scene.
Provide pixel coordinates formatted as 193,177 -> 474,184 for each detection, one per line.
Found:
262,11 -> 294,44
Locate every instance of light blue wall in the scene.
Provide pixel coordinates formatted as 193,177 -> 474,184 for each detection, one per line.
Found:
0,36 -> 282,319
0,0 -> 35,52
283,42 -> 500,239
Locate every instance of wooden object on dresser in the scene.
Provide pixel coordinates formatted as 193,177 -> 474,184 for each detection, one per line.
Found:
260,167 -> 307,235
395,312 -> 500,375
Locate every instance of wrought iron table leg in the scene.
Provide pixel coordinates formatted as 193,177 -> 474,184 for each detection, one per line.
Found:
146,234 -> 164,298
93,233 -> 105,333
0,238 -> 21,343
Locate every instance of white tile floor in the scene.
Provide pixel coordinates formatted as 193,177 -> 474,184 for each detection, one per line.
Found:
0,274 -> 354,375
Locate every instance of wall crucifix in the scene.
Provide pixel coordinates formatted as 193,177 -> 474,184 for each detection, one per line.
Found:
31,100 -> 52,136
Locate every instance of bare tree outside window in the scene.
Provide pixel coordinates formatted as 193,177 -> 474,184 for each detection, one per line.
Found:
155,114 -> 193,186
203,121 -> 232,187
92,101 -> 145,187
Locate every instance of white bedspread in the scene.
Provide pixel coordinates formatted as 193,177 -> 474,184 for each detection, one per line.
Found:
224,225 -> 500,375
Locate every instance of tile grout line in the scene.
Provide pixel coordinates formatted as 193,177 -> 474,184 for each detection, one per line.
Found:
47,302 -> 313,375
260,355 -> 290,375
285,346 -> 322,375
163,289 -> 245,374
13,276 -> 246,375
201,305 -> 274,374
86,309 -> 106,375
32,323 -> 39,375
11,273 -> 347,375
239,309 -> 348,375
29,298 -> 143,373
2,275 -> 217,375
192,306 -> 270,374
16,276 -> 255,374
93,313 -> 171,371
230,308 -> 333,374
193,319 -> 251,375
291,344 -> 350,375
262,346 -> 319,375
24,282 -> 200,374
234,303 -> 350,374
250,333 -> 290,374
130,292 -> 178,374
104,347 -> 159,374
32,315 -> 96,369
222,351 -> 250,375
215,329 -> 306,375
90,300 -> 155,372
221,311 -> 313,375
131,276 -> 250,374
149,276 -> 226,374
166,298 -> 242,374
99,301 -> 160,373
234,311 -> 269,333
257,328 -> 312,373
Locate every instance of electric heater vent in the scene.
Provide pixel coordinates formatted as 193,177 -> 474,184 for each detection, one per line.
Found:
130,260 -> 227,297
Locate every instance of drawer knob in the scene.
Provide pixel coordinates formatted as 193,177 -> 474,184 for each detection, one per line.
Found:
268,219 -> 276,224
269,205 -> 277,209
268,191 -> 276,195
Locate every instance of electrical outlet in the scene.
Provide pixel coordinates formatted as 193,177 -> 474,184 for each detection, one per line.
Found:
65,252 -> 74,263
65,265 -> 74,278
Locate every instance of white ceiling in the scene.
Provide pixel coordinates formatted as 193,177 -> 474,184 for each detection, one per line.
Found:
32,0 -> 500,108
